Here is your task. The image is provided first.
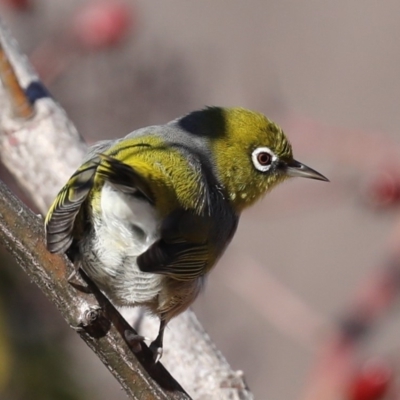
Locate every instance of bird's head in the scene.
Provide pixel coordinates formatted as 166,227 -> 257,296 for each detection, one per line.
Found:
179,107 -> 328,212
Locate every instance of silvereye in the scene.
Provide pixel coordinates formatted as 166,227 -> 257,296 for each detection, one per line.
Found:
45,107 -> 328,361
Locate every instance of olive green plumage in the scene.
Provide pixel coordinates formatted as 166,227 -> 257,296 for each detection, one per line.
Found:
45,106 -> 328,360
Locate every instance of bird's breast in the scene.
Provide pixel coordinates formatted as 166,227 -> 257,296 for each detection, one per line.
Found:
80,182 -> 164,307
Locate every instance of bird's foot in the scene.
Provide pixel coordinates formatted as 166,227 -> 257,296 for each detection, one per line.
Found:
149,340 -> 163,363
124,329 -> 149,353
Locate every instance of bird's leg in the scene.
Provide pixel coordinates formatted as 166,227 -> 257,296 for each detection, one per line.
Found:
124,308 -> 150,352
132,308 -> 146,332
149,317 -> 166,363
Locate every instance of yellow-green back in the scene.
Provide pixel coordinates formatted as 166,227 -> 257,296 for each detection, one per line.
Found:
91,136 -> 209,217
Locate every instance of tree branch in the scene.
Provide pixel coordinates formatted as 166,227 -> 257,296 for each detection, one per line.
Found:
0,179 -> 189,400
0,18 -> 253,400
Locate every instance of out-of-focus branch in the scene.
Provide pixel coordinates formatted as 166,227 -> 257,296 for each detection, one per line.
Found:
0,18 -> 253,400
0,29 -> 87,212
0,40 -> 33,119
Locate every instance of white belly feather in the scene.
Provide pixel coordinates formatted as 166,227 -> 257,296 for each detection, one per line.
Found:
81,182 -> 163,306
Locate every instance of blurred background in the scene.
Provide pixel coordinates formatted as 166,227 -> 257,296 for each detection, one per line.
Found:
1,1 -> 400,399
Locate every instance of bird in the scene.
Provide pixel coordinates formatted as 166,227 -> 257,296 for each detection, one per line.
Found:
45,106 -> 328,361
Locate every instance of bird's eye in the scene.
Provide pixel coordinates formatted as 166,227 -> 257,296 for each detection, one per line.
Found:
257,152 -> 272,166
252,147 -> 277,172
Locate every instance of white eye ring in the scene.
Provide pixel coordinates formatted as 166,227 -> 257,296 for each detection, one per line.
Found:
251,147 -> 277,172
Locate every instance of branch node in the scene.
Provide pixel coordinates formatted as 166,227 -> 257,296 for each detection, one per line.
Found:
77,304 -> 111,339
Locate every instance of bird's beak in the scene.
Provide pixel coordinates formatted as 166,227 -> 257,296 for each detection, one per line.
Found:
284,159 -> 329,182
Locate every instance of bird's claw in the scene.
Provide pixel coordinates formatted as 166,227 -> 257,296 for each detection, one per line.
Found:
124,329 -> 148,353
149,341 -> 163,363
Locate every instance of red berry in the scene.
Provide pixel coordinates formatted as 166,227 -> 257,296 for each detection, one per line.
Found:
72,0 -> 132,50
348,359 -> 392,400
1,0 -> 31,11
365,168 -> 400,208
